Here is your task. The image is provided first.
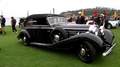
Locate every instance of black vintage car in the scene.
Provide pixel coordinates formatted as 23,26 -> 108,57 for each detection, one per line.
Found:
17,14 -> 117,63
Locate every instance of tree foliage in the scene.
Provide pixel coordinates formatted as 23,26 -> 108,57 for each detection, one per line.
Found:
60,7 -> 120,16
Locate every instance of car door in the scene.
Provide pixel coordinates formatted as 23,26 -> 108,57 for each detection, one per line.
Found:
25,18 -> 51,43
23,18 -> 40,42
36,18 -> 53,43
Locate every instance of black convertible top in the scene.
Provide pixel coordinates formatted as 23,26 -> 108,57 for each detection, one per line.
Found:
26,14 -> 65,19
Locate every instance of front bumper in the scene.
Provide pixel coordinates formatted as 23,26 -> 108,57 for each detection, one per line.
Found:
112,23 -> 117,27
102,42 -> 117,56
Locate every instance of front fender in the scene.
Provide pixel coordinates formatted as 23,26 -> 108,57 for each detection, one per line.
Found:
52,33 -> 104,49
69,33 -> 104,47
103,29 -> 114,44
17,29 -> 30,39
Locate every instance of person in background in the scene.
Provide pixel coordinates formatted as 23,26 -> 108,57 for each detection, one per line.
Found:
68,14 -> 76,23
19,17 -> 25,30
0,15 -> 6,35
100,14 -> 105,25
0,18 -> 2,34
76,12 -> 85,24
117,16 -> 120,26
94,15 -> 101,26
91,14 -> 95,20
104,14 -> 109,29
67,16 -> 72,22
11,17 -> 17,33
71,17 -> 76,24
64,14 -> 72,22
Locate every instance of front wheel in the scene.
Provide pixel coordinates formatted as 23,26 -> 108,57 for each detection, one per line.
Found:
51,31 -> 67,43
77,41 -> 96,63
22,34 -> 30,46
107,23 -> 112,29
51,28 -> 67,43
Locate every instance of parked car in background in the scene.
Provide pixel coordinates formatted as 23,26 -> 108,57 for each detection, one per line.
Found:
116,20 -> 120,26
108,19 -> 117,29
86,19 -> 117,29
86,20 -> 94,25
17,14 -> 117,63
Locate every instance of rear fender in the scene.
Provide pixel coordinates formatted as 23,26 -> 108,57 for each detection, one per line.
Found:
17,29 -> 30,39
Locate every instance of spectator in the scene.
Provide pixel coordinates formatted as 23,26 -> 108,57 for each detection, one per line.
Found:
0,18 -> 2,34
76,12 -> 85,24
94,15 -> 100,26
91,14 -> 94,20
65,14 -> 72,22
19,17 -> 25,29
70,14 -> 76,24
104,14 -> 109,29
100,14 -> 105,26
0,15 -> 6,35
68,14 -> 76,23
11,17 -> 17,33
67,17 -> 72,22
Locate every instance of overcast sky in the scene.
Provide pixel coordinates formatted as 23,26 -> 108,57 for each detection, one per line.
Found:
0,0 -> 120,17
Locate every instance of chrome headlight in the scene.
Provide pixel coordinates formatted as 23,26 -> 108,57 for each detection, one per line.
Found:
89,25 -> 98,33
88,25 -> 105,36
99,26 -> 105,36
100,29 -> 104,36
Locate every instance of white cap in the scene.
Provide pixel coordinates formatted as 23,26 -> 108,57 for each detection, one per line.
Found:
101,14 -> 104,16
78,12 -> 81,14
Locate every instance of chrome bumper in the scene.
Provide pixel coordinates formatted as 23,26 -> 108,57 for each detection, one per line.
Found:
102,42 -> 117,56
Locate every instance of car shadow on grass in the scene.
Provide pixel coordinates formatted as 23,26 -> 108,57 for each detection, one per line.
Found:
17,41 -> 78,59
17,41 -> 106,64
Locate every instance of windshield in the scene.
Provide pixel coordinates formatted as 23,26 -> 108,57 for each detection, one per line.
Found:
47,17 -> 68,25
109,18 -> 114,21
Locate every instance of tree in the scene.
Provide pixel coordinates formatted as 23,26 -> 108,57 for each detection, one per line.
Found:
60,7 -> 119,16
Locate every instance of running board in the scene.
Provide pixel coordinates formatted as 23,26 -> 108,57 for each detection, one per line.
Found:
102,42 -> 117,56
30,42 -> 52,46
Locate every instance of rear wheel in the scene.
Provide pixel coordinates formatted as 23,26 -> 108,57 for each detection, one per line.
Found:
22,34 -> 30,46
77,41 -> 96,63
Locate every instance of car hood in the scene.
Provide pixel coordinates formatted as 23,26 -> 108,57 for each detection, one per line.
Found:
109,20 -> 118,23
52,23 -> 90,30
109,21 -> 117,25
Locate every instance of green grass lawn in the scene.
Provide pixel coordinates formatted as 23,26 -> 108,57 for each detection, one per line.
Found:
0,26 -> 120,67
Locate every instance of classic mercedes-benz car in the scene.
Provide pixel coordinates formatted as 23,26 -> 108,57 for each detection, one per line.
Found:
17,14 -> 117,63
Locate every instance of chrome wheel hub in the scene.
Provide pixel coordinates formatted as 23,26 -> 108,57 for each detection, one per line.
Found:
108,25 -> 111,29
23,37 -> 26,42
54,35 -> 60,42
80,48 -> 86,56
